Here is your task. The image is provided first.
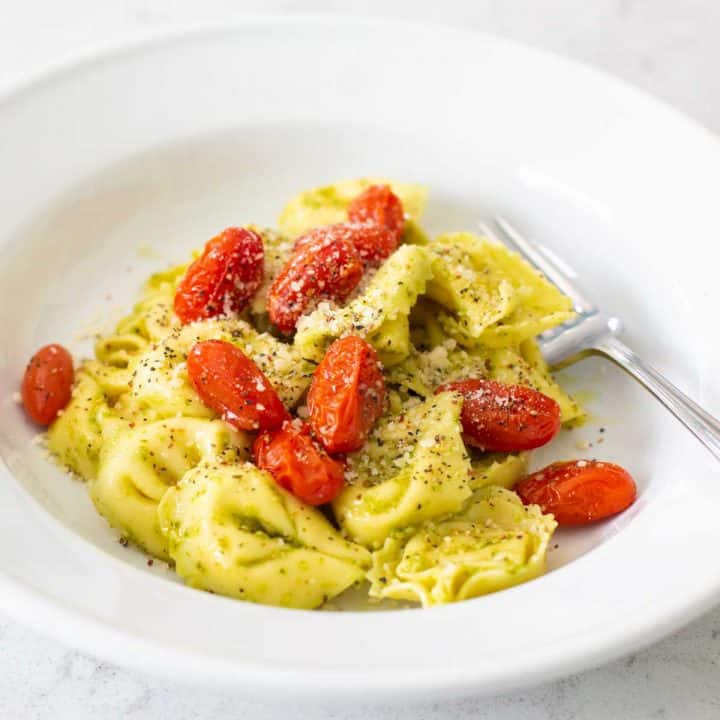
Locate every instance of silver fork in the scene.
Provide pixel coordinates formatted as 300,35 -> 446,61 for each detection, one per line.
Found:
480,216 -> 720,462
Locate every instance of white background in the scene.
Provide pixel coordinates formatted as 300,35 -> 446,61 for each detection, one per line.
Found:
2,1 -> 720,718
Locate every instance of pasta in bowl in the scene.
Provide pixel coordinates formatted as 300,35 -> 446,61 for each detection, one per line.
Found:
19,178 -> 636,610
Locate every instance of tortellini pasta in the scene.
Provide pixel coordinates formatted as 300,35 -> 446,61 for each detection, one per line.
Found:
469,452 -> 529,490
94,333 -> 148,369
91,418 -> 248,559
82,359 -> 135,402
47,370 -> 109,480
44,178 -> 581,611
426,233 -> 574,348
333,392 -> 472,548
367,486 -> 557,607
159,463 -> 370,608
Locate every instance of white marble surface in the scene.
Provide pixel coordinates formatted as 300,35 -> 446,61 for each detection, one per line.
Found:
2,1 -> 720,718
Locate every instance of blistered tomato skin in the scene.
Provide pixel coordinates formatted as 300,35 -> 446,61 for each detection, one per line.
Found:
346,224 -> 399,267
174,227 -> 264,324
187,340 -> 290,432
516,460 -> 637,525
347,184 -> 405,246
307,336 -> 386,454
267,228 -> 364,334
253,420 -> 346,505
435,378 -> 561,452
21,344 -> 74,426
293,223 -> 397,268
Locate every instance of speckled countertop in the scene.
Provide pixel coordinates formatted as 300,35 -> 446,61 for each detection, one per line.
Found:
2,2 -> 720,718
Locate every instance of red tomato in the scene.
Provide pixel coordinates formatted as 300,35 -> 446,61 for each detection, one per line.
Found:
253,420 -> 345,505
435,378 -> 561,452
174,227 -> 264,324
187,340 -> 289,431
293,223 -> 397,268
21,344 -> 74,426
347,184 -> 405,245
516,460 -> 637,526
347,224 -> 400,267
307,335 -> 386,453
267,229 -> 364,334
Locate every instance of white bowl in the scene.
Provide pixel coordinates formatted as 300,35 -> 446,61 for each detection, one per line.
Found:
1,17 -> 720,702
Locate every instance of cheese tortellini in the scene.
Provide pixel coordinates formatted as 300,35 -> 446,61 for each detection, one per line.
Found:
426,233 -> 575,348
91,418 -> 248,559
45,178 -> 578,611
367,486 -> 557,607
333,393 -> 472,548
47,369 -> 109,480
159,463 -> 370,608
469,452 -> 529,490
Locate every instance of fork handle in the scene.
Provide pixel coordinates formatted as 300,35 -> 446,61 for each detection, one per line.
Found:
593,335 -> 720,462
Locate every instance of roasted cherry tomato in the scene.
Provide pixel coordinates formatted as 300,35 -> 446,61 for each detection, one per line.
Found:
174,227 -> 264,324
253,419 -> 345,505
347,184 -> 405,245
516,460 -> 637,526
293,223 -> 397,268
347,224 -> 400,267
435,378 -> 561,452
187,339 -> 289,431
267,228 -> 364,334
307,336 -> 386,453
21,344 -> 74,426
